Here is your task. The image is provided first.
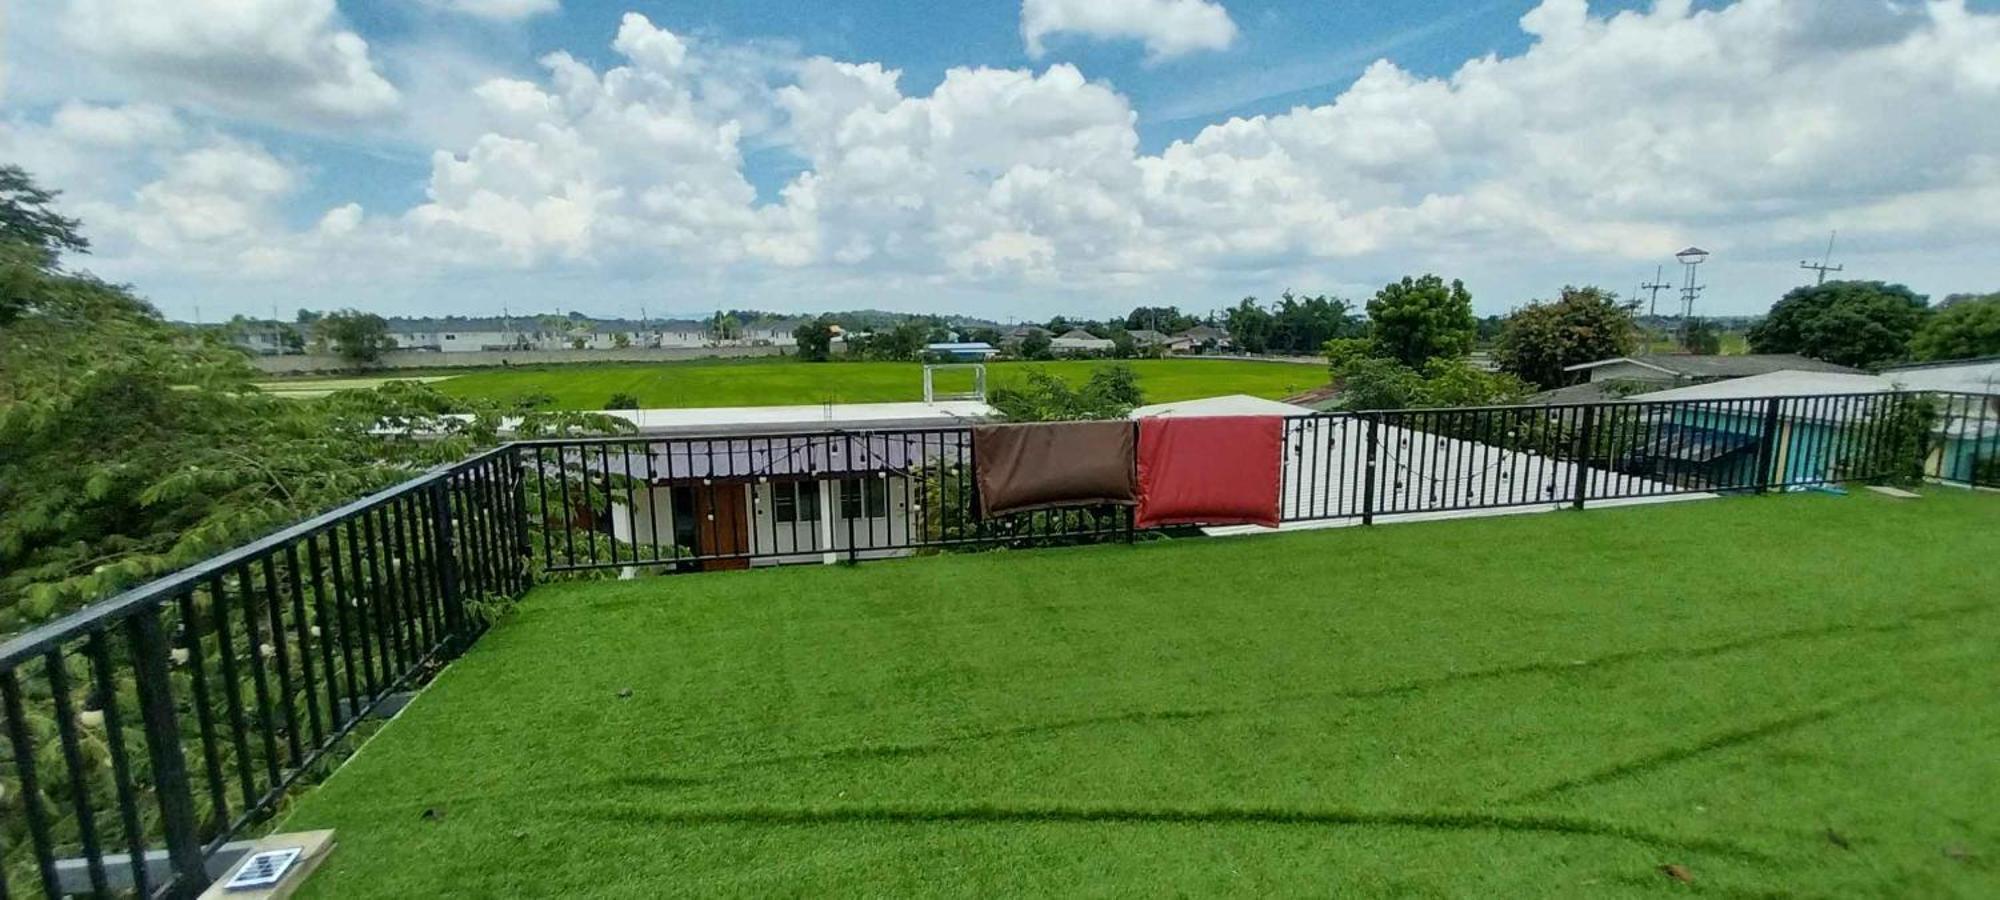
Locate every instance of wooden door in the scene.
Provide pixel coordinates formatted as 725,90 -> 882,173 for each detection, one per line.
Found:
696,483 -> 751,570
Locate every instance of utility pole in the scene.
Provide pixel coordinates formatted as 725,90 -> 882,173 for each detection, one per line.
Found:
1639,265 -> 1673,319
1800,230 -> 1843,285
1673,247 -> 1710,350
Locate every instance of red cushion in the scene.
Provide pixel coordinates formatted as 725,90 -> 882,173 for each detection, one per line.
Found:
1136,416 -> 1283,529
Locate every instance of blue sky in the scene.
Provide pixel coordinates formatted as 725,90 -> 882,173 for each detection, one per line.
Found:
307,0 -> 1653,216
5,1 -> 1999,323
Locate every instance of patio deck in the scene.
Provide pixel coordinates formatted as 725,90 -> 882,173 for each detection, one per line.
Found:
283,490 -> 2000,897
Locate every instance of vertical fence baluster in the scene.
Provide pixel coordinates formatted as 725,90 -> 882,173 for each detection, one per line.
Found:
1756,397 -> 1783,492
236,564 -> 283,789
208,575 -> 259,811
1571,404 -> 1595,510
126,611 -> 211,895
433,480 -> 467,651
259,556 -> 304,768
284,542 -> 325,751
3,670 -> 63,897
86,631 -> 152,896
306,535 -> 346,740
341,520 -> 379,699
45,649 -> 110,895
174,589 -> 231,841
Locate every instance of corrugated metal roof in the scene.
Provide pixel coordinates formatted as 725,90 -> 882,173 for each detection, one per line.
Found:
1631,370 -> 1892,401
1566,354 -> 1859,377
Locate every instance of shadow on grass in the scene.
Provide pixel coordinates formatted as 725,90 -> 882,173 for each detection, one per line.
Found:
564,800 -> 1773,861
592,600 -> 1991,791
1507,697 -> 1879,804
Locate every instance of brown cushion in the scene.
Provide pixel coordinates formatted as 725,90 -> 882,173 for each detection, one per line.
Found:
972,421 -> 1138,518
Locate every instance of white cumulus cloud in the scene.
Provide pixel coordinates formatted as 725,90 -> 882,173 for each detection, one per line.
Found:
60,0 -> 399,124
1021,0 -> 1239,60
14,1 -> 2000,318
421,0 -> 560,21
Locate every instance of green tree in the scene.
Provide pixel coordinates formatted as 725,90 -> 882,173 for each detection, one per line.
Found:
0,186 -> 628,629
1330,356 -> 1428,410
793,316 -> 836,361
612,331 -> 632,349
1747,280 -> 1930,368
313,309 -> 397,364
1366,274 -> 1476,367
1416,358 -> 1530,408
709,311 -> 742,342
1268,291 -> 1362,355
0,167 -> 91,324
1225,297 -> 1273,354
1492,286 -> 1639,389
1909,295 -> 2000,361
865,320 -> 929,361
1020,330 -> 1054,360
990,364 -> 1144,421
0,164 -> 88,269
1124,305 -> 1198,334
1328,340 -> 1527,411
1681,318 -> 1723,355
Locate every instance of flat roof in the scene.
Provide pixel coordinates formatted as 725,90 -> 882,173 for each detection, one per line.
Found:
1130,394 -> 1311,418
1630,370 -> 1892,402
1881,359 -> 2000,394
595,401 -> 996,436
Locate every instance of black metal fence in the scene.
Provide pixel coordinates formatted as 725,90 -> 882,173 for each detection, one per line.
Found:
2,390 -> 1995,897
0,449 -> 524,897
523,391 -> 1993,572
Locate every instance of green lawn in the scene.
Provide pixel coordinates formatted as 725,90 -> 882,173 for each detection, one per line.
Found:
285,490 -> 2000,897
434,358 -> 1325,409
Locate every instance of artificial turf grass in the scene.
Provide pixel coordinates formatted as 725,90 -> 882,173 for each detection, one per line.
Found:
435,357 -> 1325,410
283,489 -> 2000,897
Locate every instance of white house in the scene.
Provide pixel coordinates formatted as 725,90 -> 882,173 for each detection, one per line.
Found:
1050,328 -> 1114,355
739,319 -> 804,346
1167,325 -> 1230,354
561,401 -> 994,571
390,318 -> 533,352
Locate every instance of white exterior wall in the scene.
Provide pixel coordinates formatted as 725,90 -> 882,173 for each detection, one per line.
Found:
394,330 -> 525,352
615,476 -> 914,566
1051,338 -> 1115,354
740,325 -> 799,346
655,329 -> 709,348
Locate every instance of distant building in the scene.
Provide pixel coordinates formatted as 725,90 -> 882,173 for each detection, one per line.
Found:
389,317 -> 534,352
1168,325 -> 1230,354
1050,328 -> 1114,355
925,342 -> 1000,361
231,320 -> 303,356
